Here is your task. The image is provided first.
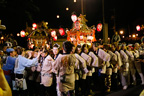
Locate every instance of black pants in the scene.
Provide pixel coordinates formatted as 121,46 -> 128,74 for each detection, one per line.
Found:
86,76 -> 92,95
27,80 -> 36,96
80,79 -> 87,96
75,80 -> 79,95
61,90 -> 75,96
99,73 -> 106,92
111,73 -> 118,91
39,85 -> 53,96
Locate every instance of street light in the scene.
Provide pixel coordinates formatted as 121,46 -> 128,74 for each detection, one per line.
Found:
132,34 -> 136,38
1,36 -> 4,40
57,15 -> 60,18
122,36 -> 125,38
120,30 -> 124,35
74,0 -> 76,3
129,35 -> 131,37
66,7 -> 69,11
17,33 -> 20,36
46,22 -> 48,25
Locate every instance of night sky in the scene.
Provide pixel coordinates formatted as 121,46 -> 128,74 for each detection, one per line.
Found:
0,0 -> 144,38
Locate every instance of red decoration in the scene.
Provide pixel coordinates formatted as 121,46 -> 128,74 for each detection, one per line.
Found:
71,14 -> 77,22
51,30 -> 56,37
53,36 -> 57,41
32,23 -> 37,29
80,36 -> 83,40
59,28 -> 65,36
97,23 -> 103,32
74,21 -> 80,30
20,30 -> 25,37
30,44 -> 34,49
136,25 -> 141,31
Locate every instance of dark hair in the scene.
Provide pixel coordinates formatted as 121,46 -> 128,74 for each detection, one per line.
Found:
92,41 -> 99,47
63,41 -> 73,54
75,44 -> 82,53
81,44 -> 89,52
15,47 -> 24,55
103,44 -> 110,50
7,52 -> 12,56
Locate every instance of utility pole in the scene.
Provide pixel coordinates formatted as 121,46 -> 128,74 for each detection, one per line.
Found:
102,0 -> 108,43
114,8 -> 116,32
81,0 -> 84,14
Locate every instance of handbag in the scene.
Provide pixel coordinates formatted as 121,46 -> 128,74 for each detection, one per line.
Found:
14,58 -> 24,89
15,77 -> 24,89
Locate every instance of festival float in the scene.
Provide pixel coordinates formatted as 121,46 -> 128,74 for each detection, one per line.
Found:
27,21 -> 52,49
26,21 -> 66,49
67,14 -> 96,46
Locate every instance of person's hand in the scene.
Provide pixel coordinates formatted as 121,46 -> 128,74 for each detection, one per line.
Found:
31,66 -> 36,72
28,51 -> 32,59
37,51 -> 43,58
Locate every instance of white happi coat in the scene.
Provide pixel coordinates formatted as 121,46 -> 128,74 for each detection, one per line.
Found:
41,55 -> 54,87
74,53 -> 88,80
115,51 -> 122,67
134,50 -> 139,58
126,50 -> 134,61
96,49 -> 110,74
87,51 -> 98,76
52,54 -> 76,92
108,50 -> 117,74
80,52 -> 92,78
120,50 -> 129,71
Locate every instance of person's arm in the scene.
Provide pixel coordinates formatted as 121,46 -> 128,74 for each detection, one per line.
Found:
75,54 -> 88,73
22,51 -> 42,67
0,64 -> 12,96
89,52 -> 98,67
117,35 -> 121,42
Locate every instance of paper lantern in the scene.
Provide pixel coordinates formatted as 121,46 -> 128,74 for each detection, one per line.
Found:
70,37 -> 74,41
30,44 -> 34,49
53,36 -> 57,41
20,30 -> 25,37
59,28 -> 65,36
80,36 -> 83,40
1,36 -> 4,40
97,23 -> 103,32
136,25 -> 141,31
87,36 -> 93,40
71,14 -> 77,22
51,30 -> 56,37
32,23 -> 37,29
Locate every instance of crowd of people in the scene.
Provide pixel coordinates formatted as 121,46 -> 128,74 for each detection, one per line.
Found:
0,39 -> 144,96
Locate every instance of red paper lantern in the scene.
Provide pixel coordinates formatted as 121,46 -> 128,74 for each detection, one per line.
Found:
53,36 -> 57,41
71,14 -> 77,22
136,25 -> 141,31
32,23 -> 37,29
30,44 -> 34,49
59,28 -> 65,36
80,36 -> 83,40
97,23 -> 103,32
20,30 -> 25,37
51,30 -> 56,37
75,21 -> 80,30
